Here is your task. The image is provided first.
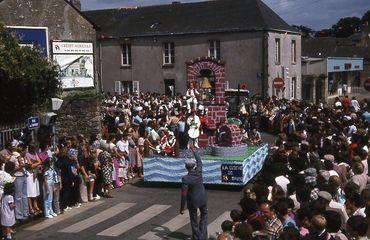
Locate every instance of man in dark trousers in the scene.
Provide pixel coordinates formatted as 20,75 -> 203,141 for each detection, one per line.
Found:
180,143 -> 208,240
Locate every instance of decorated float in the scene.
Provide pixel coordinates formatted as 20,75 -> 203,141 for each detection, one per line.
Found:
143,57 -> 268,186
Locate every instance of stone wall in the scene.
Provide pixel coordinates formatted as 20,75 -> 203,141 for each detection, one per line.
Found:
55,97 -> 101,138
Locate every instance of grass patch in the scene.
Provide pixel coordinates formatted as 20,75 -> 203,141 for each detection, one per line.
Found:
202,146 -> 259,162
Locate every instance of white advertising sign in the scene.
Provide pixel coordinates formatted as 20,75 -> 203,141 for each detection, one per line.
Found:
52,41 -> 95,89
53,55 -> 94,89
52,41 -> 93,54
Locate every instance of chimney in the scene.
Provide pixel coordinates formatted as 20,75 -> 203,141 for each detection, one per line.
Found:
68,0 -> 81,10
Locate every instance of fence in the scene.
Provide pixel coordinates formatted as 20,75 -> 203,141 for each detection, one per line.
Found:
0,123 -> 25,150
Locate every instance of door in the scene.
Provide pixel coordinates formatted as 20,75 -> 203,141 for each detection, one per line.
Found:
164,79 -> 175,96
122,81 -> 133,94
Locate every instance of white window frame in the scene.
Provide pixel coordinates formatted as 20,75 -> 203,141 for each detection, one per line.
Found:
163,42 -> 175,65
208,40 -> 220,59
291,40 -> 296,64
121,44 -> 131,66
275,38 -> 281,64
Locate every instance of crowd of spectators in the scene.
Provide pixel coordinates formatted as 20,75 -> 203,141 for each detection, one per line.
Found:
214,95 -> 370,240
0,91 -> 368,240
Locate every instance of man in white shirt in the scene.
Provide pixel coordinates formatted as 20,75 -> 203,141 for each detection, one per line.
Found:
187,110 -> 201,148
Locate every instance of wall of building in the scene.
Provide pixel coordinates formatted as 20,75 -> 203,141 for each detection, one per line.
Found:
55,96 -> 101,138
0,0 -> 99,87
100,31 -> 264,95
267,32 -> 302,99
0,0 -> 102,135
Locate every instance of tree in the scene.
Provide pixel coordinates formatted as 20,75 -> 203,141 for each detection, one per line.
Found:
0,25 -> 61,124
292,25 -> 315,38
361,10 -> 370,24
331,17 -> 361,38
314,28 -> 333,38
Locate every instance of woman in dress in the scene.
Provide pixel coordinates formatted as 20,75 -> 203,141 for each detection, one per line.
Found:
98,144 -> 113,198
25,143 -> 42,215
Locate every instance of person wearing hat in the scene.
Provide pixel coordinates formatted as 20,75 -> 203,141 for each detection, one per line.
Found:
317,191 -> 348,229
180,143 -> 207,240
186,82 -> 199,112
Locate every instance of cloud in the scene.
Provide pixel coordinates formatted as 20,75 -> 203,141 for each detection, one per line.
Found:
81,0 -> 370,30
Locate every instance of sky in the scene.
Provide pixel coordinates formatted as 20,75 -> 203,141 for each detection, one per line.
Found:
80,0 -> 370,30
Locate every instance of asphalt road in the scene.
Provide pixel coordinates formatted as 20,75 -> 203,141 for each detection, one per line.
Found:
16,180 -> 244,240
16,132 -> 276,240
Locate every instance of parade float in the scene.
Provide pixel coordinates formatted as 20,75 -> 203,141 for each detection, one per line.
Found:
143,57 -> 268,186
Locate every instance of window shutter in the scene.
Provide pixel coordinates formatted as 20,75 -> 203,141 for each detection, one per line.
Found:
133,81 -> 140,93
115,81 -> 122,95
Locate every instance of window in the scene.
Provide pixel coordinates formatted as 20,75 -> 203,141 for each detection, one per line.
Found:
163,42 -> 175,65
121,44 -> 131,66
275,39 -> 281,64
208,40 -> 220,59
291,40 -> 296,63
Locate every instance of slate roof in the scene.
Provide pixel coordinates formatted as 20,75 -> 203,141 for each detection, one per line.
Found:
302,37 -> 370,60
84,0 -> 297,38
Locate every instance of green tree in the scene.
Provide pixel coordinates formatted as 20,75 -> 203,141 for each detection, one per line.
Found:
331,17 -> 361,38
361,10 -> 370,23
292,25 -> 315,38
0,25 -> 61,124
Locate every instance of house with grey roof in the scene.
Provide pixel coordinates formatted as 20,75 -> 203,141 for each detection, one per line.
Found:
85,0 -> 301,99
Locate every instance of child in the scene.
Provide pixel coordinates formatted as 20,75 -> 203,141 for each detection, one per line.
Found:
1,183 -> 16,240
43,159 -> 57,219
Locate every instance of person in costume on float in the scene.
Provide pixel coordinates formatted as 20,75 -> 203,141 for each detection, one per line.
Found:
163,131 -> 176,156
187,109 -> 201,149
186,82 -> 199,112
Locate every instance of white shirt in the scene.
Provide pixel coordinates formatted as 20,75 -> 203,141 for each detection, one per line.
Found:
116,140 -> 129,154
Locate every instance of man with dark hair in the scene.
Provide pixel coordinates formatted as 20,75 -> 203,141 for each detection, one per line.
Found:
324,211 -> 347,240
180,144 -> 207,239
346,216 -> 368,240
259,201 -> 283,240
239,197 -> 265,230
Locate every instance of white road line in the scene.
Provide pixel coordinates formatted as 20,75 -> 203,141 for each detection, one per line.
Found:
207,211 -> 230,237
138,212 -> 190,240
97,204 -> 171,237
24,201 -> 104,231
59,202 -> 136,233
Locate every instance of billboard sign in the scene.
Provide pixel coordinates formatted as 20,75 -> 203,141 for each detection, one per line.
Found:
6,26 -> 49,57
52,41 -> 95,89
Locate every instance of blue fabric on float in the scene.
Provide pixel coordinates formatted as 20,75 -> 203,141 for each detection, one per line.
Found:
143,144 -> 268,185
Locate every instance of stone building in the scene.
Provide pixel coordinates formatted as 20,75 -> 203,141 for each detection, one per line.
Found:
0,0 -> 101,137
85,0 -> 302,99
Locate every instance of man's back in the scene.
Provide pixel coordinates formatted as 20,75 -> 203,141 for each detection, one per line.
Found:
182,151 -> 207,208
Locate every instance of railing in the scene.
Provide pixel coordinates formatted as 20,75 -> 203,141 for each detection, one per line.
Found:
0,123 -> 25,149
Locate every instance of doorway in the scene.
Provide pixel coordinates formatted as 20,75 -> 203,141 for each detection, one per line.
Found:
164,79 -> 175,96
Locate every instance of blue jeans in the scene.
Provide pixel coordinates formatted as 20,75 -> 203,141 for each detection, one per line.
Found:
43,183 -> 54,217
14,176 -> 29,220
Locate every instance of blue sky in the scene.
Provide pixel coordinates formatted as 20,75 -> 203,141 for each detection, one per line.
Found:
80,0 -> 370,30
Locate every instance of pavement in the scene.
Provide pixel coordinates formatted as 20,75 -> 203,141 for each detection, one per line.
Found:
16,132 -> 276,240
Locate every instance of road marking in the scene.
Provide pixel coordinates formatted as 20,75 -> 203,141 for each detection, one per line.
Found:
59,202 -> 136,233
97,204 -> 171,237
208,211 -> 230,237
24,201 -> 103,231
138,212 -> 190,240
